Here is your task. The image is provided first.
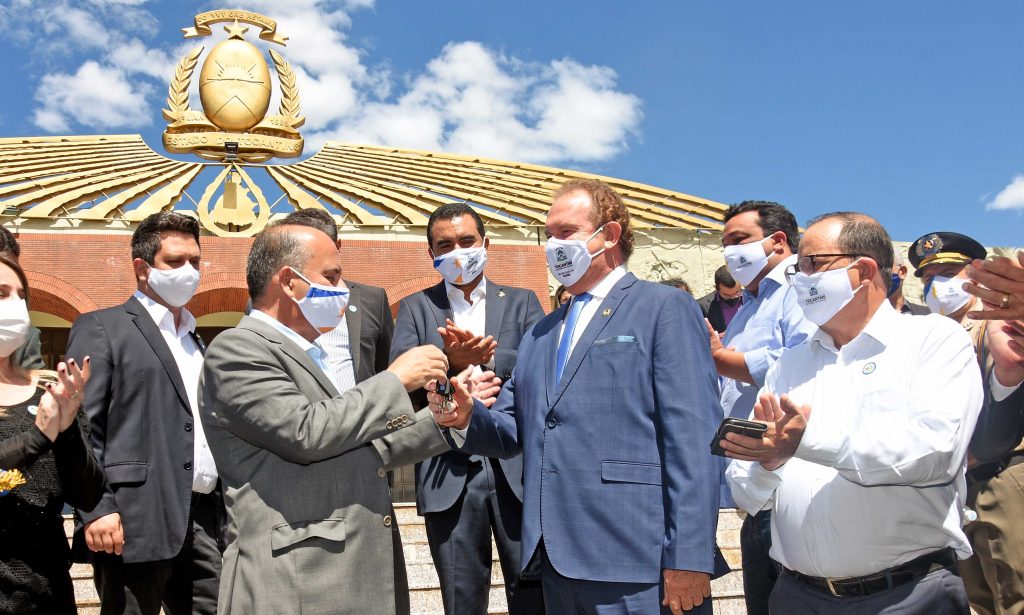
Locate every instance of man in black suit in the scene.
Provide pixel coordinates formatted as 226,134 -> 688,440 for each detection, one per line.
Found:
66,212 -> 220,615
696,265 -> 744,333
280,209 -> 394,385
392,203 -> 545,615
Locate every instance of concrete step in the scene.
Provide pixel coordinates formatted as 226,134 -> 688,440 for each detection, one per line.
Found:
66,506 -> 752,614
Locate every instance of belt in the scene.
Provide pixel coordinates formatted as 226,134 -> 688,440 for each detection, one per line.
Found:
780,547 -> 957,598
967,450 -> 1024,484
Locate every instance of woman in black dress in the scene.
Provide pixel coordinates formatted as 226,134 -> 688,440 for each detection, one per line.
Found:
0,254 -> 100,614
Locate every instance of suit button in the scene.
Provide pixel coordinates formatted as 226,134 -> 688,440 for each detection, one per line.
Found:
545,417 -> 557,429
184,461 -> 193,471
184,421 -> 193,432
383,515 -> 392,527
377,468 -> 386,478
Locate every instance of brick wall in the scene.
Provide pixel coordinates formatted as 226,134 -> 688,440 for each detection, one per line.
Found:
15,233 -> 552,321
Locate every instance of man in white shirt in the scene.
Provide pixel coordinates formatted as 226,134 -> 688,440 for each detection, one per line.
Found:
391,203 -> 545,615
724,212 -> 981,614
67,212 -> 221,615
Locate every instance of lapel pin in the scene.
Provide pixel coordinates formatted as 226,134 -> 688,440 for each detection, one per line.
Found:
498,290 -> 506,297
349,305 -> 358,312
601,309 -> 612,317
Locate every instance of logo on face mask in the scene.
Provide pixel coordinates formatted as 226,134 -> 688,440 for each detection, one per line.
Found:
804,285 -> 826,305
556,248 -> 568,262
739,256 -> 749,266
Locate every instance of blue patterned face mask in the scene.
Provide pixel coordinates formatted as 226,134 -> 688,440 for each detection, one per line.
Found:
290,269 -> 349,333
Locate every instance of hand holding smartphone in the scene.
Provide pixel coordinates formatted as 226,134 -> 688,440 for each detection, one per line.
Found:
710,417 -> 768,457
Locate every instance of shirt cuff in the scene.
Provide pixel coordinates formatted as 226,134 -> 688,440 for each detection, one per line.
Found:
446,425 -> 468,446
795,410 -> 844,467
990,370 -> 1023,402
743,348 -> 771,388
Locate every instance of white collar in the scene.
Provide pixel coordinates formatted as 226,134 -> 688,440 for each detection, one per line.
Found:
445,276 -> 487,304
249,309 -> 317,354
810,299 -> 898,353
132,290 -> 195,336
583,265 -> 628,300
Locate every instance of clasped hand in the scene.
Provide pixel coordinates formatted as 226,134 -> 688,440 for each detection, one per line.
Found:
438,319 -> 497,372
718,393 -> 811,471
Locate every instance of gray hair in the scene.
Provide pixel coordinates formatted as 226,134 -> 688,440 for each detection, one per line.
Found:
246,224 -> 312,305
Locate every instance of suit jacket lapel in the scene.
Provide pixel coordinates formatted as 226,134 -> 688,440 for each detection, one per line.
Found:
344,280 -> 362,379
552,273 -> 637,406
425,282 -> 453,331
240,316 -> 339,397
124,296 -> 192,414
545,302 -> 570,404
484,281 -> 506,339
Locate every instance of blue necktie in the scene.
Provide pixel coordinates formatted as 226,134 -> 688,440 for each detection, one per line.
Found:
555,293 -> 591,383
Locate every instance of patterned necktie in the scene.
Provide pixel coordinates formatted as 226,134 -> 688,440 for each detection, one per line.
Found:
555,292 -> 591,383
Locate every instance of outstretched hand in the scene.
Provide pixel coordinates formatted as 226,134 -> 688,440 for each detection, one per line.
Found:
427,366 -> 475,430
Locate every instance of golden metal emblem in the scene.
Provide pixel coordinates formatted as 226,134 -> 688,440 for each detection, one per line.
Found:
601,309 -> 612,317
162,10 -> 304,164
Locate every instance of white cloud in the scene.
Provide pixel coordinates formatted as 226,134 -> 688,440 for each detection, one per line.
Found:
987,175 -> 1024,211
19,0 -> 642,166
33,61 -> 153,131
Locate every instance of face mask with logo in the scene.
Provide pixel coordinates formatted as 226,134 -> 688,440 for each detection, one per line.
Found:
545,226 -> 605,287
924,275 -> 972,316
791,260 -> 863,326
433,246 -> 488,286
291,269 -> 350,333
147,262 -> 201,308
723,237 -> 771,287
0,299 -> 29,358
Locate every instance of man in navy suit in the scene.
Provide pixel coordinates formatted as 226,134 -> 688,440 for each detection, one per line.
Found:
392,203 -> 546,615
431,179 -> 723,614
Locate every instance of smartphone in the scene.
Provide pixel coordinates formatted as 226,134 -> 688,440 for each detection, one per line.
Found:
710,418 -> 768,457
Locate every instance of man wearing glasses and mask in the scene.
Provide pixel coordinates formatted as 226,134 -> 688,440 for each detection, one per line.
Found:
725,213 -> 981,614
708,200 -> 816,615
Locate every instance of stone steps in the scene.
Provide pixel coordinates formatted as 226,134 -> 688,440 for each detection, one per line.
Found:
66,507 -> 750,615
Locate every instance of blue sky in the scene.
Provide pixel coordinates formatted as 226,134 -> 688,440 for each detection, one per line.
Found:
1,1 -> 1022,246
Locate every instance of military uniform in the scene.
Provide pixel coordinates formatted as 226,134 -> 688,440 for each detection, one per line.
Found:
910,232 -> 1024,615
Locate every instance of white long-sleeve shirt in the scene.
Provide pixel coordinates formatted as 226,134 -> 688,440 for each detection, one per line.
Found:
726,301 -> 982,578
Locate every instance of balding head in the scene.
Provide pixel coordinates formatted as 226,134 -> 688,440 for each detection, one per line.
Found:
805,212 -> 894,283
247,223 -> 340,307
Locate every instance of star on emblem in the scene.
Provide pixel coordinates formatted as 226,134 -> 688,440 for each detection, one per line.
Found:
224,20 -> 250,40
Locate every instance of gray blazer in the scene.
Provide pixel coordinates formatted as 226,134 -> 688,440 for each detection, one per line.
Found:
200,315 -> 449,615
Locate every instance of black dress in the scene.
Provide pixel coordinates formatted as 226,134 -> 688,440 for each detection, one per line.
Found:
0,388 -> 105,614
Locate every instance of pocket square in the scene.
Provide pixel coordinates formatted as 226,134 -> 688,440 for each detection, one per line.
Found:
593,335 -> 638,345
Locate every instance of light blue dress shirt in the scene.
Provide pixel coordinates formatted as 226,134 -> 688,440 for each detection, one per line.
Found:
718,254 -> 816,507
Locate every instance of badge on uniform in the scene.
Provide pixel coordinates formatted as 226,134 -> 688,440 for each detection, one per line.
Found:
601,309 -> 612,317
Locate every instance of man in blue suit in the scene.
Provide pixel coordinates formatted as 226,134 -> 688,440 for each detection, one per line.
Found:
392,203 -> 546,614
431,179 -> 723,614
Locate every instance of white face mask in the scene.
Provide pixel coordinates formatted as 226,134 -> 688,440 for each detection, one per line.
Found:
147,262 -> 200,308
723,237 -> 771,287
791,260 -> 863,326
545,226 -> 605,288
291,269 -> 350,333
0,298 -> 30,358
433,246 -> 488,286
924,276 -> 972,316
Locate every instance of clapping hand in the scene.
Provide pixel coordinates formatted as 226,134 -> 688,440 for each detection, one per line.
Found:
987,320 -> 1024,387
466,369 -> 502,408
36,357 -> 90,442
966,252 -> 1024,320
437,319 -> 497,372
720,393 -> 811,471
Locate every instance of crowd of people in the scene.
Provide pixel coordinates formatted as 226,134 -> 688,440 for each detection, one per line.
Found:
0,177 -> 1021,615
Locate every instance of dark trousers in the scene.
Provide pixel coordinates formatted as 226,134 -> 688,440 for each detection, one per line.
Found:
741,509 -> 777,615
769,565 -> 969,614
93,493 -> 221,615
424,459 -> 544,615
538,541 -> 713,615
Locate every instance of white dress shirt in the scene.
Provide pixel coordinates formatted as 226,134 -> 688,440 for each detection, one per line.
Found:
726,301 -> 983,578
249,310 -> 341,392
560,265 -> 628,359
132,290 -> 218,494
317,314 -> 357,394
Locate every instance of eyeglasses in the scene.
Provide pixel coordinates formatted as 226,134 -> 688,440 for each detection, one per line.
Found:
784,253 -> 863,283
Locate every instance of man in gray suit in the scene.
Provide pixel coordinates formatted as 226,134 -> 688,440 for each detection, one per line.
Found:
200,223 -> 452,615
392,203 -> 545,615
